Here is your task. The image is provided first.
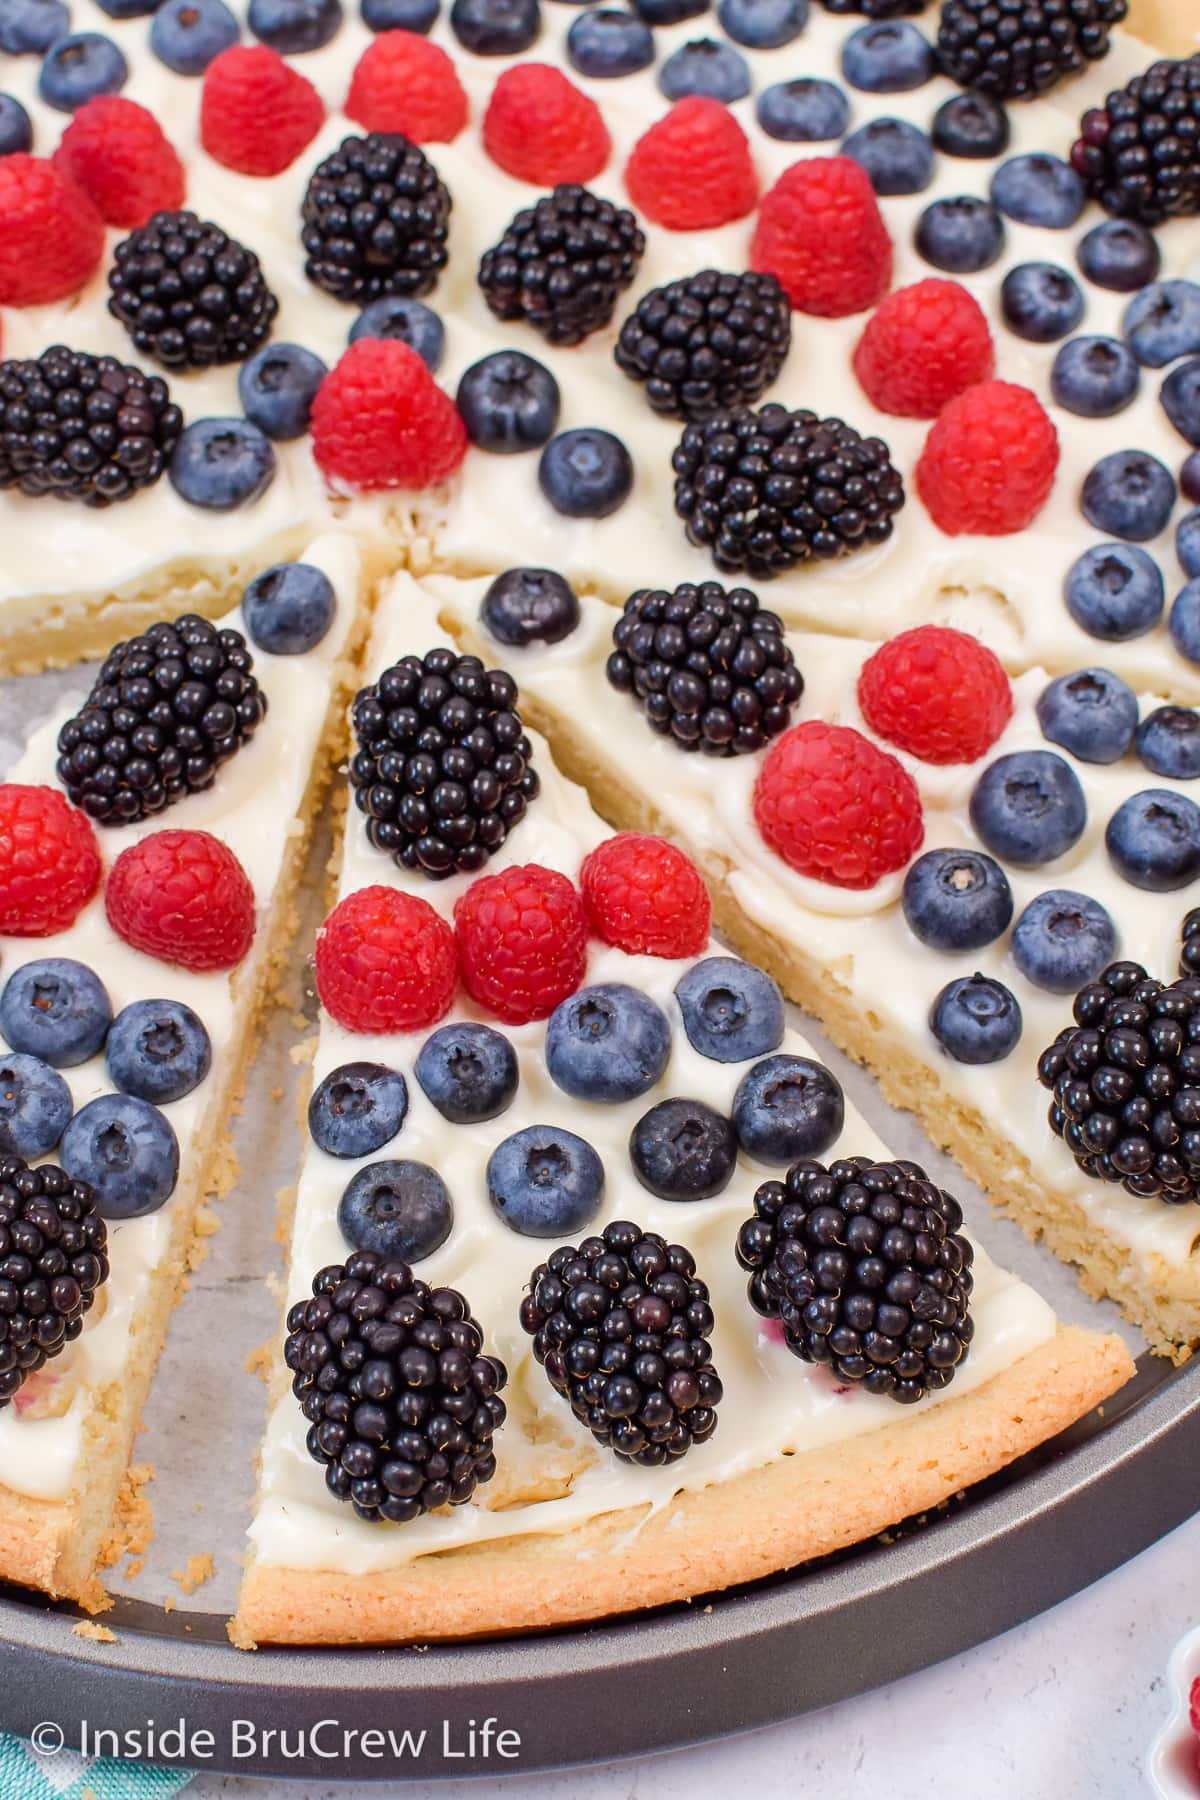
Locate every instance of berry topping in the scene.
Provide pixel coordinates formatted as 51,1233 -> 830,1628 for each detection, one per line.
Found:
1037,668 -> 1139,764
169,416 -> 275,510
931,90 -> 1010,159
0,1054 -> 72,1160
1000,263 -> 1083,344
1171,579 -> 1200,666
931,972 -> 1022,1064
539,427 -> 633,519
635,0 -> 707,18
1073,54 -> 1200,226
338,1159 -> 451,1260
1064,539 -> 1163,644
309,1061 -> 408,1158
853,279 -> 994,420
1012,890 -> 1116,994
0,156 -> 104,305
842,117 -> 934,197
0,95 -> 33,156
915,194 -> 1005,275
414,1021 -> 518,1123
754,720 -> 924,889
450,0 -> 539,54
857,625 -> 1012,765
346,30 -> 466,141
750,156 -> 892,318
243,561 -> 336,655
733,1053 -> 844,1164
614,268 -> 791,423
916,380 -> 1059,536
718,0 -> 806,47
546,983 -> 671,1103
0,346 -> 179,507
1181,910 -> 1200,977
248,0 -> 343,52
480,567 -> 580,648
483,64 -> 610,186
453,863 -> 587,1025
1122,280 -> 1200,368
0,0 -> 68,54
630,1096 -> 737,1200
675,957 -> 785,1063
38,33 -> 128,114
0,959 -> 111,1068
488,1124 -> 604,1235
315,886 -> 458,1035
151,0 -> 241,75
1161,360 -> 1200,448
841,19 -> 934,92
970,749 -> 1086,867
61,1092 -> 179,1218
105,998 -> 212,1104
625,96 -> 758,232
1077,217 -> 1159,292
105,829 -> 257,971
939,0 -> 1125,101
567,9 -> 654,79
108,209 -> 278,372
580,832 -> 711,959
200,44 -> 324,176
1107,790 -> 1200,891
456,349 -> 560,453
54,97 -> 184,229
0,786 -> 101,937
479,185 -> 643,347
659,37 -> 750,103
901,848 -> 1013,953
757,77 -> 849,144
349,296 -> 445,370
991,152 -> 1084,229
1080,449 -> 1175,543
1137,705 -> 1200,780
302,132 -> 450,304
311,338 -> 466,489
0,1156 -> 108,1406
239,343 -> 328,442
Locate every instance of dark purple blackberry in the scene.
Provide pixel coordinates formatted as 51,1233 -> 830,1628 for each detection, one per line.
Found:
1182,909 -> 1200,977
938,0 -> 1127,101
606,581 -> 803,755
1072,54 -> 1200,225
0,345 -> 181,508
107,210 -> 278,372
819,0 -> 928,16
301,132 -> 451,305
285,1251 -> 507,1523
56,615 -> 267,825
1037,960 -> 1200,1203
0,1155 -> 109,1408
673,404 -> 905,581
519,1219 -> 722,1466
349,647 -> 539,879
478,185 -> 644,348
736,1156 -> 975,1404
614,268 -> 791,423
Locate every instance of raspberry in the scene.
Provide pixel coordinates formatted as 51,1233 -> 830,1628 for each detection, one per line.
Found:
310,338 -> 467,490
852,279 -> 995,419
53,98 -> 185,231
0,785 -> 101,936
1191,1676 -> 1200,1770
857,626 -> 1013,765
483,64 -> 610,187
454,864 -> 587,1025
200,46 -> 324,178
0,156 -> 104,307
346,31 -> 468,144
581,833 -> 711,959
753,721 -> 924,889
750,157 -> 892,318
917,380 -> 1059,537
625,97 -> 757,231
315,885 -> 457,1035
105,829 -> 256,972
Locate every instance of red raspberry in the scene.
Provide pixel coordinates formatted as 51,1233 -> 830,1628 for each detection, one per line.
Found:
200,46 -> 324,177
0,785 -> 101,936
852,279 -> 994,419
315,885 -> 457,1035
105,830 -> 256,973
857,626 -> 1012,765
0,155 -> 104,307
1190,1676 -> 1200,1767
454,864 -> 587,1025
625,97 -> 757,231
753,721 -> 923,889
311,339 -> 467,490
917,380 -> 1059,537
346,31 -> 468,143
483,64 -> 610,186
53,97 -> 185,229
580,833 -> 711,959
750,157 -> 891,318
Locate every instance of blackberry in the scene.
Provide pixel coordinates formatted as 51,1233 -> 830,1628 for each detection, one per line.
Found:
1182,908 -> 1200,977
285,1251 -> 507,1523
736,1156 -> 975,1404
478,185 -> 644,348
349,647 -> 539,879
606,581 -> 803,755
0,1155 -> 109,1408
107,211 -> 278,373
1037,960 -> 1200,1203
1072,55 -> 1200,225
56,616 -> 267,825
614,268 -> 792,423
938,0 -> 1126,101
673,404 -> 905,581
519,1219 -> 722,1466
0,345 -> 181,508
301,133 -> 451,305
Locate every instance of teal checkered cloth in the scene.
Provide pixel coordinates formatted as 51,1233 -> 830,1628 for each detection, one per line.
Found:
0,1730 -> 192,1800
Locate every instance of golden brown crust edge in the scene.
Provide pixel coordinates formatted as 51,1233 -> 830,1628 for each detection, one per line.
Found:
1126,0 -> 1200,57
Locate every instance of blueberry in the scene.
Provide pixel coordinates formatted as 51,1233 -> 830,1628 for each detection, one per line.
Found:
566,8 -> 654,77
362,0 -> 437,25
1183,456 -> 1200,508
633,0 -> 707,20
105,1000 -> 212,1104
1179,508 -> 1200,576
450,0 -> 539,53
481,567 -> 580,646
674,957 -> 785,1063
915,196 -> 1004,275
95,0 -> 156,17
1161,359 -> 1200,448
150,0 -> 240,71
1081,450 -> 1176,544
308,1061 -> 408,1158
61,1093 -> 179,1219
488,1124 -> 604,1235
628,1096 -> 736,1200
337,1159 -> 450,1260
248,0 -> 342,51
1123,281 -> 1200,369
732,1054 -> 844,1164
1063,543 -> 1164,640
0,959 -> 112,1068
717,0 -> 805,48
755,77 -> 847,143
1076,219 -> 1160,295
415,1022 -> 518,1123
930,975 -> 1022,1063
348,296 -> 444,373
901,848 -> 1013,953
1000,263 -> 1083,344
1136,706 -> 1200,780
243,561 -> 336,654
0,0 -> 68,56
169,418 -> 276,510
990,153 -> 1083,229
546,983 -> 671,1104
1036,668 -> 1138,764
539,428 -> 633,518
658,36 -> 749,102
840,20 -> 934,93
841,118 -> 933,196
238,343 -> 327,442
1011,890 -> 1116,994
0,1054 -> 72,1158
0,94 -> 33,155
969,750 -> 1086,867
1050,336 -> 1139,418
930,90 -> 1009,159
1106,789 -> 1200,891
456,351 -> 560,454
1169,579 -> 1200,665
38,32 -> 127,110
